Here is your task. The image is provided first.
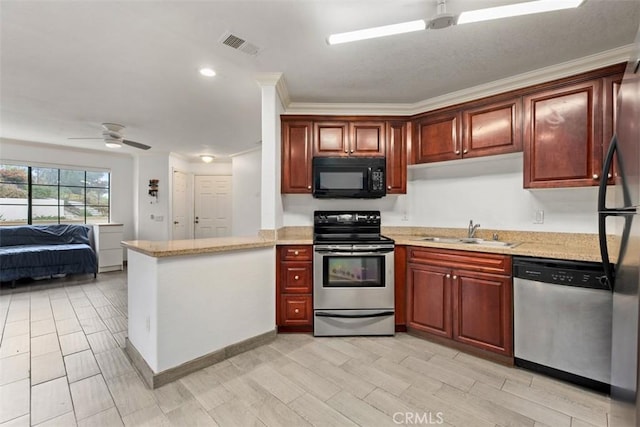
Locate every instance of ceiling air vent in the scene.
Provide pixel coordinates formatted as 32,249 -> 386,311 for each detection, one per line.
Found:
219,31 -> 260,56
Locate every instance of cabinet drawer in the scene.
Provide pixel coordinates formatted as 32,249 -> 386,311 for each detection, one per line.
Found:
408,247 -> 511,275
97,232 -> 123,250
280,245 -> 312,261
282,262 -> 312,293
98,248 -> 123,269
280,295 -> 312,326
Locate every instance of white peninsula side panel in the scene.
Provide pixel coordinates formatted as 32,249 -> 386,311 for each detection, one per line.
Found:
127,247 -> 275,373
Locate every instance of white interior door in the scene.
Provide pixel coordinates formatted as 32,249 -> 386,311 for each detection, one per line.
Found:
172,170 -> 189,240
195,175 -> 232,238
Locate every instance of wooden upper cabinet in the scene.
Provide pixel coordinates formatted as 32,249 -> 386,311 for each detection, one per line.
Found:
281,120 -> 312,193
349,121 -> 385,156
603,74 -> 624,183
523,79 -> 602,188
386,121 -> 407,194
413,110 -> 462,163
462,98 -> 522,158
313,120 -> 385,157
313,121 -> 349,156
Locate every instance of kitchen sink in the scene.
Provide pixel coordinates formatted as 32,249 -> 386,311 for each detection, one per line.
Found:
417,236 -> 519,248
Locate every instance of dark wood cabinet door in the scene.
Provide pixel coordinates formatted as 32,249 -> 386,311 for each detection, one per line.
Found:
348,121 -> 385,156
280,295 -> 313,326
452,271 -> 512,356
523,80 -> 602,188
314,121 -> 349,156
281,120 -> 312,193
406,262 -> 452,338
603,74 -> 623,184
386,121 -> 407,194
462,98 -> 522,158
413,111 -> 461,163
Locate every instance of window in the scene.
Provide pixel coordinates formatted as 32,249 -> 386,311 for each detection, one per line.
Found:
0,164 -> 110,225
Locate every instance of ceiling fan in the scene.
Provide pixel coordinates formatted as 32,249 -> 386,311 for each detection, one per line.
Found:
68,123 -> 151,150
327,0 -> 585,44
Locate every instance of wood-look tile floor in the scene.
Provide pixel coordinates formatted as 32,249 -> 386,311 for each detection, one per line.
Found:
0,271 -> 614,426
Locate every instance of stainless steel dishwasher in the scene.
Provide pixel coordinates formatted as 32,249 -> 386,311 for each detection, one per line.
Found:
513,257 -> 612,393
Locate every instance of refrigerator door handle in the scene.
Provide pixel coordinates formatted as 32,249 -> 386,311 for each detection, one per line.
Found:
598,212 -> 615,290
598,135 -> 617,213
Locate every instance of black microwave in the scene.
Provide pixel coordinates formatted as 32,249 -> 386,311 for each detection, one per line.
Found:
312,157 -> 386,199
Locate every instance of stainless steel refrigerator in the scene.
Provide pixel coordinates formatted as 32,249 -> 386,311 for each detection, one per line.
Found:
598,25 -> 640,427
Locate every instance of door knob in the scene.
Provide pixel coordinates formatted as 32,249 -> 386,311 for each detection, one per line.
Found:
173,221 -> 179,225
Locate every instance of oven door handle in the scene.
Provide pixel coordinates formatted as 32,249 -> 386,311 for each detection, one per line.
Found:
315,310 -> 394,319
314,249 -> 394,255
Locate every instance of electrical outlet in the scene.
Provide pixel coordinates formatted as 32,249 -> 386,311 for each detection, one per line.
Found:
534,210 -> 544,224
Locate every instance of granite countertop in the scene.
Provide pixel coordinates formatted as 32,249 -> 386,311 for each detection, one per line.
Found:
275,226 -> 609,263
122,226 -> 610,263
121,236 -> 275,258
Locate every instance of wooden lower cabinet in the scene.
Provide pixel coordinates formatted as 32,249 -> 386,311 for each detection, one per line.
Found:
453,271 -> 512,356
276,245 -> 313,332
406,247 -> 513,357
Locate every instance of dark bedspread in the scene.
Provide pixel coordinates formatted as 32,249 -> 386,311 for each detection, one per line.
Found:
0,225 -> 97,282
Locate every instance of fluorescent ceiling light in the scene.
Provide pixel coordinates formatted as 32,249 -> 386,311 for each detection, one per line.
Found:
200,155 -> 215,163
327,20 -> 426,45
199,67 -> 216,77
458,0 -> 585,25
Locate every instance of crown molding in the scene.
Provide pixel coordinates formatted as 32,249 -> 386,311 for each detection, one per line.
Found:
255,72 -> 290,106
281,44 -> 634,116
229,145 -> 262,158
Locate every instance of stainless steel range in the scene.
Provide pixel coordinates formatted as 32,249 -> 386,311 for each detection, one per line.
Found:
313,210 -> 395,336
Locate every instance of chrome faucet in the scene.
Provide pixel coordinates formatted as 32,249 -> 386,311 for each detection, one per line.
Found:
468,220 -> 480,238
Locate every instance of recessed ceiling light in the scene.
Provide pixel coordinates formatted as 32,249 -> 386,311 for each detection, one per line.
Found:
199,68 -> 216,77
200,155 -> 215,163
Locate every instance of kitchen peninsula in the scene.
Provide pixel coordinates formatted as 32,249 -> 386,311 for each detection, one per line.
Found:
121,236 -> 276,388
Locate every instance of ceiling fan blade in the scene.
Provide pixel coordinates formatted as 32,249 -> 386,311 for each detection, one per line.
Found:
122,139 -> 151,150
67,137 -> 103,140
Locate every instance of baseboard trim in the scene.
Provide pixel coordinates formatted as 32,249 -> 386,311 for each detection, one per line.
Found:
125,329 -> 277,389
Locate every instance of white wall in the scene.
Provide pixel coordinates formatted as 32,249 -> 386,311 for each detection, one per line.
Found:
231,149 -> 262,236
0,138 -> 136,239
137,154 -> 170,241
282,153 -> 608,233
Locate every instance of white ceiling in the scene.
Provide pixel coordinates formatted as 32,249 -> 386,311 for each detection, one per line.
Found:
1,0 -> 639,160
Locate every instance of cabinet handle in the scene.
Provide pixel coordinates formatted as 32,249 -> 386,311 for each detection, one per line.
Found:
294,250 -> 299,255
294,309 -> 300,314
446,274 -> 451,278
294,275 -> 299,280
307,185 -> 311,189
593,174 -> 599,180
455,150 -> 460,155
608,173 -> 612,179
453,275 -> 457,280
463,149 -> 468,154
344,149 -> 348,153
350,150 -> 354,153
